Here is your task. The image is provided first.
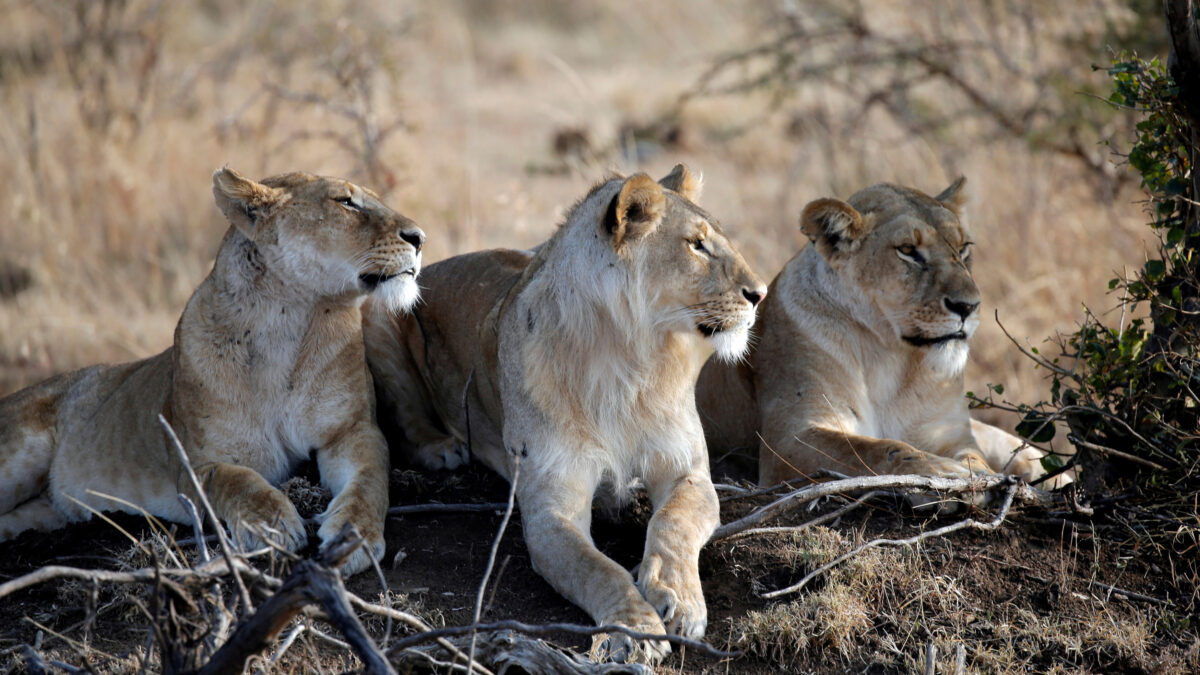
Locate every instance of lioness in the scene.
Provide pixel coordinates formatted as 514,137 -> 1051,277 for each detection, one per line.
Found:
0,169 -> 424,576
696,179 -> 1059,487
364,165 -> 766,662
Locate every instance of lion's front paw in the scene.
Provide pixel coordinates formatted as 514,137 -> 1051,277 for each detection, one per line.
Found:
637,552 -> 707,640
411,436 -> 469,470
317,504 -> 386,577
228,492 -> 307,554
884,445 -> 995,512
590,603 -> 670,665
324,530 -> 385,578
886,444 -> 975,478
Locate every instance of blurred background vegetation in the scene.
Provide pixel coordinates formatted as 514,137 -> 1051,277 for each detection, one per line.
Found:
0,0 -> 1167,439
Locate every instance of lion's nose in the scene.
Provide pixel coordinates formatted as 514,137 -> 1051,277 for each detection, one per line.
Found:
742,286 -> 766,307
944,297 -> 978,319
399,227 -> 425,252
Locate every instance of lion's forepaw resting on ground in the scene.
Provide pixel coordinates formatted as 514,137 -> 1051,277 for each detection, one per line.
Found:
590,604 -> 671,665
637,550 -> 708,639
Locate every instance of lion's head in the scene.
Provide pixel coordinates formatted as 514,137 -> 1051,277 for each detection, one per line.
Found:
212,168 -> 424,312
800,178 -> 979,374
549,164 -> 766,362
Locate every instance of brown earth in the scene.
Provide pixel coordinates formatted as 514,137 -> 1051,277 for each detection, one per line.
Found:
2,459 -> 1196,674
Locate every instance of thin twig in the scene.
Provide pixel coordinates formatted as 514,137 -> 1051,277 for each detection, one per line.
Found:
1087,580 -> 1171,605
178,494 -> 210,564
385,619 -> 737,659
1068,434 -> 1167,471
159,414 -> 254,611
720,491 -> 883,541
762,480 -> 1021,599
388,503 -> 507,517
348,598 -> 496,675
467,452 -> 521,669
711,474 -> 1040,542
0,553 -> 279,601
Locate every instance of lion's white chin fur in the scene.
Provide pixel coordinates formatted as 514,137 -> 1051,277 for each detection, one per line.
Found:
377,275 -> 421,314
709,324 -> 751,363
923,339 -> 970,378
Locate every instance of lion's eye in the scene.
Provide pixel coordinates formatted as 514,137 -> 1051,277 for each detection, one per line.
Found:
896,244 -> 924,264
960,243 -> 973,259
335,195 -> 362,210
691,238 -> 709,256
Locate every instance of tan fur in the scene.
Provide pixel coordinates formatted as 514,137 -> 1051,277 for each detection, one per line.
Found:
0,169 -> 426,576
697,179 -> 1066,488
364,165 -> 766,663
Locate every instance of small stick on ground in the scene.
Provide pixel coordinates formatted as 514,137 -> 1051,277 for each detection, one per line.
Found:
720,491 -> 884,541
388,503 -> 508,516
385,619 -> 737,659
467,450 -> 522,669
762,480 -> 1021,599
159,414 -> 254,612
195,524 -> 394,675
348,597 -> 495,675
712,473 -> 1041,542
1087,580 -> 1171,605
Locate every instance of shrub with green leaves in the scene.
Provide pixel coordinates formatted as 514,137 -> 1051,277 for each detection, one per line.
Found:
1015,53 -> 1199,495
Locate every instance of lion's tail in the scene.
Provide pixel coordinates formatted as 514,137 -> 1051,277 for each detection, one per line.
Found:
0,371 -> 76,539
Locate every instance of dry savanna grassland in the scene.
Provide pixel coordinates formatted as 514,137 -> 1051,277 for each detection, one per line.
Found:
2,1 -> 1197,673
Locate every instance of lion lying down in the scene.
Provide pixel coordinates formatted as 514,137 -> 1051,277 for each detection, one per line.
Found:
364,165 -> 766,663
0,169 -> 425,576
697,178 -> 1069,490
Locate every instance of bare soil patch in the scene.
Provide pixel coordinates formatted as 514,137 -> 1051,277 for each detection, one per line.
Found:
2,464 -> 1197,673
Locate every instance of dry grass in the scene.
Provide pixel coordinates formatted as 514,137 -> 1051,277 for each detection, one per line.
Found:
723,522 -> 1196,674
0,0 -> 1155,434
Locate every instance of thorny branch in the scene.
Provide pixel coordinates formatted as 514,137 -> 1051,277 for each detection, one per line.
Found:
761,480 -> 1022,599
710,473 -> 1051,541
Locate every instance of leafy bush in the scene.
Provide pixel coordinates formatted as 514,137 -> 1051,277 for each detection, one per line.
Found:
1017,54 -> 1200,490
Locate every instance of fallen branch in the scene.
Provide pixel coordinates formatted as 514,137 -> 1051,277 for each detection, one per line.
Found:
397,630 -> 653,674
194,524 -> 394,675
761,480 -> 1021,599
385,619 -> 736,659
720,491 -> 884,541
711,473 -> 1044,541
1067,434 -> 1167,471
388,503 -> 508,517
1087,580 -> 1171,606
349,597 -> 495,675
0,553 -> 281,602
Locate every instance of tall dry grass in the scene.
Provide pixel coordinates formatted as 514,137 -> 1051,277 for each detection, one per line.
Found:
0,0 -> 1154,432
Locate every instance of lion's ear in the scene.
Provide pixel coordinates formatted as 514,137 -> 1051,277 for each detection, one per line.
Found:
212,167 -> 284,237
934,176 -> 968,215
800,198 -> 867,257
605,174 -> 666,250
658,163 -> 702,202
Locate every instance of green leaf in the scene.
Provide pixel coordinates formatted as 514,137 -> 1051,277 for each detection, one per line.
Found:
1040,454 -> 1065,473
1144,259 -> 1166,281
990,383 -> 1005,395
1164,178 -> 1189,196
1016,413 -> 1056,443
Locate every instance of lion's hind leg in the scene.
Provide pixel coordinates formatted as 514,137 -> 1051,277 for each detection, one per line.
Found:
0,378 -> 66,538
0,495 -> 67,540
